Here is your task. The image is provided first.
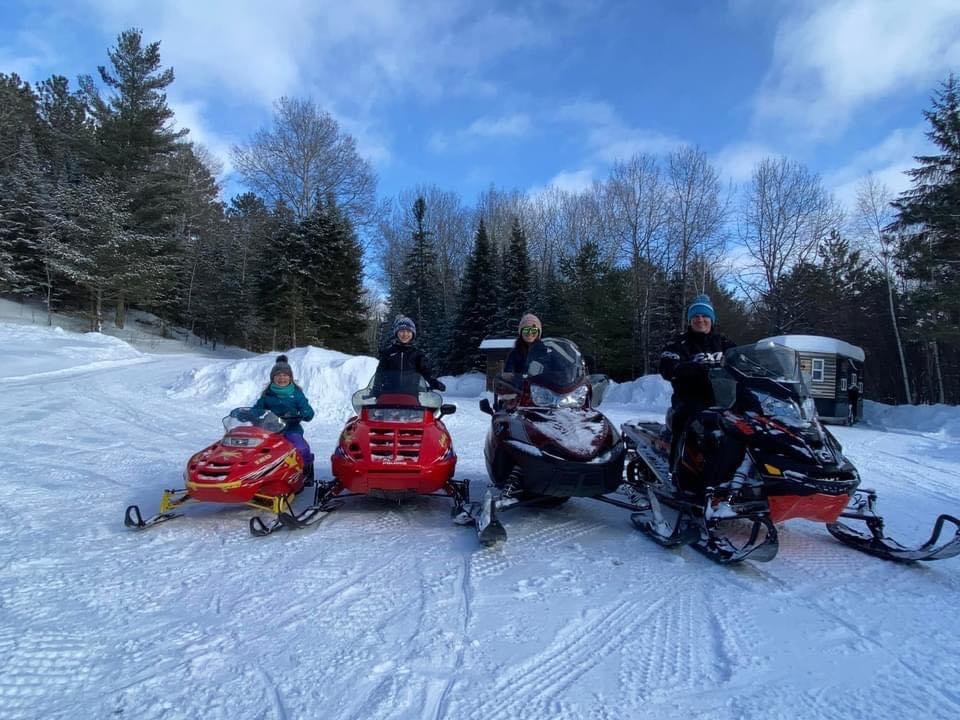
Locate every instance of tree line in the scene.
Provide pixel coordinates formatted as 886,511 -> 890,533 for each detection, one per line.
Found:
1,29 -> 958,404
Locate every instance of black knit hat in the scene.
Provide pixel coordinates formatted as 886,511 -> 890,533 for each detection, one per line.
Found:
270,354 -> 293,382
393,315 -> 416,339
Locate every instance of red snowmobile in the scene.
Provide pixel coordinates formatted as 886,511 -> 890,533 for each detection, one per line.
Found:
250,371 -> 471,535
125,409 -> 311,532
622,341 -> 960,564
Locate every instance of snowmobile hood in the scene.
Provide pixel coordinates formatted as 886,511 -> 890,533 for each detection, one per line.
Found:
519,407 -> 614,461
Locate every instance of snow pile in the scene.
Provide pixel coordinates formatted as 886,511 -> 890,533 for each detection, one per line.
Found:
863,400 -> 960,440
169,345 -> 379,420
439,371 -> 487,397
603,374 -> 672,411
0,321 -> 145,380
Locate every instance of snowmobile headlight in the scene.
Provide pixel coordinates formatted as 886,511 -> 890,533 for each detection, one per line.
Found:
222,436 -> 264,448
530,385 -> 588,408
763,464 -> 782,476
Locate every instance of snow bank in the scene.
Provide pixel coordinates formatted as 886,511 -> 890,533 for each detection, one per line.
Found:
863,400 -> 960,440
168,345 -> 379,420
0,321 -> 145,380
603,374 -> 672,412
438,371 -> 487,398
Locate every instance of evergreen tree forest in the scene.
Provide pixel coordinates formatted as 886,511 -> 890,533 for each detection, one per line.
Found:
2,29 -> 959,404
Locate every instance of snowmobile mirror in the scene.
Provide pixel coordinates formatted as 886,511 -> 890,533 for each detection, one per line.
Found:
439,403 -> 457,418
479,398 -> 494,415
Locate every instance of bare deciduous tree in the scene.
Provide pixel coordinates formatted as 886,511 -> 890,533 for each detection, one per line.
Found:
738,156 -> 842,332
231,97 -> 377,224
603,153 -> 668,374
854,173 -> 913,403
665,145 -> 728,325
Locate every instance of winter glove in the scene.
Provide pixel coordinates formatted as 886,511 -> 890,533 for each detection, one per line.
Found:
230,408 -> 252,422
430,379 -> 447,392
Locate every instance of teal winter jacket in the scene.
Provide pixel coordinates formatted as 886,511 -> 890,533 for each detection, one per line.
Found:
249,385 -> 315,435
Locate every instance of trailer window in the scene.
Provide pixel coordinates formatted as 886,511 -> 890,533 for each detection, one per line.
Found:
840,378 -> 847,391
811,358 -> 824,382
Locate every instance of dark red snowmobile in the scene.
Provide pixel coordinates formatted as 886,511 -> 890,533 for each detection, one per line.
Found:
622,341 -> 960,564
476,337 -> 625,545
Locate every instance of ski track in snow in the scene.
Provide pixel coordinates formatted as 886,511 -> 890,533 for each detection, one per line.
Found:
1,343 -> 959,720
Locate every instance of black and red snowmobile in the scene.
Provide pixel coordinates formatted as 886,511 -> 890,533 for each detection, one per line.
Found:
125,408 -> 315,533
622,341 -> 960,564
476,337 -> 626,545
250,371 -> 472,535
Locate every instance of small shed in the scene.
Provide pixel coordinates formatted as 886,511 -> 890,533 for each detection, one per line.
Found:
479,337 -> 516,391
760,335 -> 865,424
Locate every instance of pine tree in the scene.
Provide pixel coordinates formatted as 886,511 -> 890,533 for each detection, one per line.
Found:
892,74 -> 960,346
390,197 -> 446,365
448,219 -> 500,373
502,217 -> 532,327
316,197 -> 367,354
79,28 -> 189,327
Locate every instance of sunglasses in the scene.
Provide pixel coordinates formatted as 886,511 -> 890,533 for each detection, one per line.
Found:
521,326 -> 540,337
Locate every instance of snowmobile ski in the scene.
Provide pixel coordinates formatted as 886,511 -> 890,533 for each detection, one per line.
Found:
476,490 -> 507,546
124,503 -> 184,530
825,489 -> 960,561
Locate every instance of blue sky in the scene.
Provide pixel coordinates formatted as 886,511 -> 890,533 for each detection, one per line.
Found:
2,0 -> 959,212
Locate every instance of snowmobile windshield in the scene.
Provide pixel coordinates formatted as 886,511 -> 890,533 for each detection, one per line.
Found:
524,338 -> 587,390
721,343 -> 818,424
223,408 -> 286,433
496,338 -> 589,409
352,371 -> 442,414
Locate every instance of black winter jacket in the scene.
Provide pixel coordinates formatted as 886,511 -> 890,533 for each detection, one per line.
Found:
373,341 -> 441,393
659,330 -> 736,407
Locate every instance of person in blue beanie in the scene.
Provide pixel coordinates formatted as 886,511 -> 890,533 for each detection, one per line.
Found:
658,294 -> 736,475
372,315 -> 445,396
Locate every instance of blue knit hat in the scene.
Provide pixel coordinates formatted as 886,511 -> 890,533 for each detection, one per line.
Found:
686,294 -> 716,323
393,315 -> 416,339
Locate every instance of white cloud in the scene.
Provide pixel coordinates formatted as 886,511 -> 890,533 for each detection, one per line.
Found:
429,113 -> 533,153
713,141 -> 780,183
168,97 -> 235,178
557,100 -> 683,163
756,0 -> 960,136
824,123 -> 932,212
543,168 -> 595,194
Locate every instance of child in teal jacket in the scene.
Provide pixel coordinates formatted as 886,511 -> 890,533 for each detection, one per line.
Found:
234,354 -> 315,480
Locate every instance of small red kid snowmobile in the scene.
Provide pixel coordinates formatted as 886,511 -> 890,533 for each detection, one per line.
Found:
125,409 -> 315,532
622,341 -> 960,564
249,371 -> 471,535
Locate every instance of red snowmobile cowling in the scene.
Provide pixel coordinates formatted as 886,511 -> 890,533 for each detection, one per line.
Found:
186,423 -> 304,503
124,408 -> 306,531
332,390 -> 457,497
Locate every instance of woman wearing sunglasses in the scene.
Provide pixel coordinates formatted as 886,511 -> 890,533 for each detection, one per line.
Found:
503,313 -> 546,374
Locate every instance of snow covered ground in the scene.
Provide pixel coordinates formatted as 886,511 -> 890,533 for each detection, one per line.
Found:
1,320 -> 959,720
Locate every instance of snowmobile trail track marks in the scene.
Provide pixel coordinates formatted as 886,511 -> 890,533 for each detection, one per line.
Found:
617,590 -> 735,706
0,630 -> 111,718
426,554 -> 474,720
469,517 -> 604,581
461,597 -> 667,720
